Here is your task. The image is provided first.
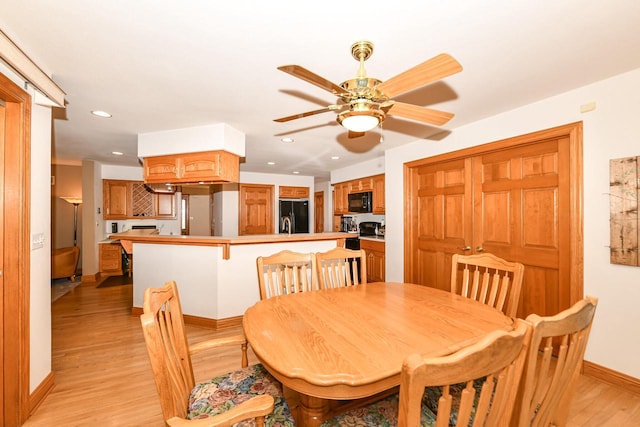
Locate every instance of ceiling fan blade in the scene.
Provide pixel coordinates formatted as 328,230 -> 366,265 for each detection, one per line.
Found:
376,53 -> 462,98
348,131 -> 365,139
386,102 -> 454,126
278,65 -> 350,96
274,107 -> 334,123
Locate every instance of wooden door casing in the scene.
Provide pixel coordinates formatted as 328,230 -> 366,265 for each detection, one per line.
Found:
405,123 -> 583,319
0,71 -> 32,425
239,184 -> 274,235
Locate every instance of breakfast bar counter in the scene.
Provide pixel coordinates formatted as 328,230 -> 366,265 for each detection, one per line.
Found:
109,231 -> 349,324
112,229 -> 349,260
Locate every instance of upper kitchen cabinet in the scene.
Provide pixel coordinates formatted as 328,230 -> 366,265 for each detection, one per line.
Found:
348,177 -> 374,193
103,180 -> 129,219
332,174 -> 384,215
279,186 -> 309,199
103,179 -> 176,220
333,182 -> 348,215
143,150 -> 239,185
372,174 -> 385,214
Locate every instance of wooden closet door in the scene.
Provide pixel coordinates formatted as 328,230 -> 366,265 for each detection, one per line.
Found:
405,157 -> 473,291
405,123 -> 582,319
473,138 -> 571,317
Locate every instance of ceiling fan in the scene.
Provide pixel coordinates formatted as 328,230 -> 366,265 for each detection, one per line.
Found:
274,40 -> 462,137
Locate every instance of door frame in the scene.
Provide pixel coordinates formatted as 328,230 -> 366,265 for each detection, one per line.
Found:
0,72 -> 32,424
404,122 -> 583,308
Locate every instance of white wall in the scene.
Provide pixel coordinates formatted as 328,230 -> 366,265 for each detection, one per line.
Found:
383,68 -> 640,379
331,156 -> 385,183
29,91 -> 53,391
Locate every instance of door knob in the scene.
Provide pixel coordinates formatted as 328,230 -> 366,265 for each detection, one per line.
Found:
475,246 -> 484,252
458,246 -> 471,251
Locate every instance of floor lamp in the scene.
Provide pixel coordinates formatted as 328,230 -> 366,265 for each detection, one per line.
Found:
61,196 -> 83,246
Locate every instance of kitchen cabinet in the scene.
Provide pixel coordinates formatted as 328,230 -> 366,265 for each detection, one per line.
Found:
99,243 -> 122,277
361,239 -> 385,282
372,174 -> 385,214
143,150 -> 239,184
348,177 -> 373,193
279,186 -> 309,199
333,174 -> 384,215
103,179 -> 176,220
103,180 -> 130,219
333,182 -> 348,215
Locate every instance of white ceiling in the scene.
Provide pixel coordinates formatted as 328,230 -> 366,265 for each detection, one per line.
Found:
2,1 -> 640,181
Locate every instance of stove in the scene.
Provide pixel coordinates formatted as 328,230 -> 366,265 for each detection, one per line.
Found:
359,221 -> 382,237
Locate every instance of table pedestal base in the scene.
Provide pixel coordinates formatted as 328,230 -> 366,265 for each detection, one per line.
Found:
284,386 -> 399,427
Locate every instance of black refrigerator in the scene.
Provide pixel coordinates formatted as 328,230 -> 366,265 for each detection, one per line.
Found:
279,200 -> 309,234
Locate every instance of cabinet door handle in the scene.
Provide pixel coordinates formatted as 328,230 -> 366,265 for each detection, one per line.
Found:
458,246 -> 471,251
475,246 -> 484,252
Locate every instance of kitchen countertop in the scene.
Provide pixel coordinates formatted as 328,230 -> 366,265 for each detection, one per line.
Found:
108,230 -> 351,259
359,235 -> 385,242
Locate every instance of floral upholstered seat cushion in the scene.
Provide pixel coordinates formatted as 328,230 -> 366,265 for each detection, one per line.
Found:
187,364 -> 295,427
319,393 -> 438,427
320,382 -> 481,427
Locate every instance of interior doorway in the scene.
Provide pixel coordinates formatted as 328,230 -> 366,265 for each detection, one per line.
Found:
0,72 -> 32,425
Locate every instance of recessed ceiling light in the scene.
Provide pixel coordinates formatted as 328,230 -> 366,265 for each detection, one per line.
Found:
267,161 -> 275,165
91,110 -> 112,118
111,151 -> 124,156
292,171 -> 300,175
281,137 -> 294,143
331,156 -> 340,160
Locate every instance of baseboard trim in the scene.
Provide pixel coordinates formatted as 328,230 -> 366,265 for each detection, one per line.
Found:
131,306 -> 243,330
81,273 -> 98,282
29,372 -> 54,414
583,360 -> 640,395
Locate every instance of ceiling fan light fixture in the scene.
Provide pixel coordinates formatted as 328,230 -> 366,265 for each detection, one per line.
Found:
337,109 -> 384,132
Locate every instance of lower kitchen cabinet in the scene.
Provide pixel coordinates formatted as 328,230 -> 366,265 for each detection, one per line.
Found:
99,243 -> 122,277
361,239 -> 385,283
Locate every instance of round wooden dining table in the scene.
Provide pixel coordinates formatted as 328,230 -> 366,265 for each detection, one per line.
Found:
243,282 -> 514,426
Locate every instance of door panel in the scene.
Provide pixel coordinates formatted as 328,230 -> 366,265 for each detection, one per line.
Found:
407,158 -> 472,291
406,126 -> 582,319
239,184 -> 274,235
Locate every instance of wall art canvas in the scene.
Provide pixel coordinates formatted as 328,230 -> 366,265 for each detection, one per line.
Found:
610,156 -> 639,266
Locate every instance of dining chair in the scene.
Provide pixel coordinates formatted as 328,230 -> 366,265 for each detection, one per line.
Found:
315,247 -> 367,288
140,280 -> 295,426
321,319 -> 531,427
450,252 -> 525,318
510,296 -> 598,427
256,250 -> 319,299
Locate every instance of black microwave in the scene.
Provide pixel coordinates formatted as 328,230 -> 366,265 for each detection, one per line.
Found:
348,191 -> 372,213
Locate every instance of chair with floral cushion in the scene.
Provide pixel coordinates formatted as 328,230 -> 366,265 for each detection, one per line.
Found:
510,296 -> 598,427
451,252 -> 525,318
140,280 -> 295,426
315,247 -> 367,288
320,319 -> 531,427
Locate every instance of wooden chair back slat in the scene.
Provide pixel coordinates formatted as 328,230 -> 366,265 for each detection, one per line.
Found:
140,281 -> 194,420
316,247 -> 367,288
511,296 -> 598,427
256,250 -> 318,299
398,319 -> 531,427
451,253 -> 525,317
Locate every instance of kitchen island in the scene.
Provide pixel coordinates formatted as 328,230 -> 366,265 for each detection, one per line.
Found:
110,230 -> 349,327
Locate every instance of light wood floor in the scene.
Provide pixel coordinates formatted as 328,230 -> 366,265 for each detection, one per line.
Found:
25,280 -> 640,426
